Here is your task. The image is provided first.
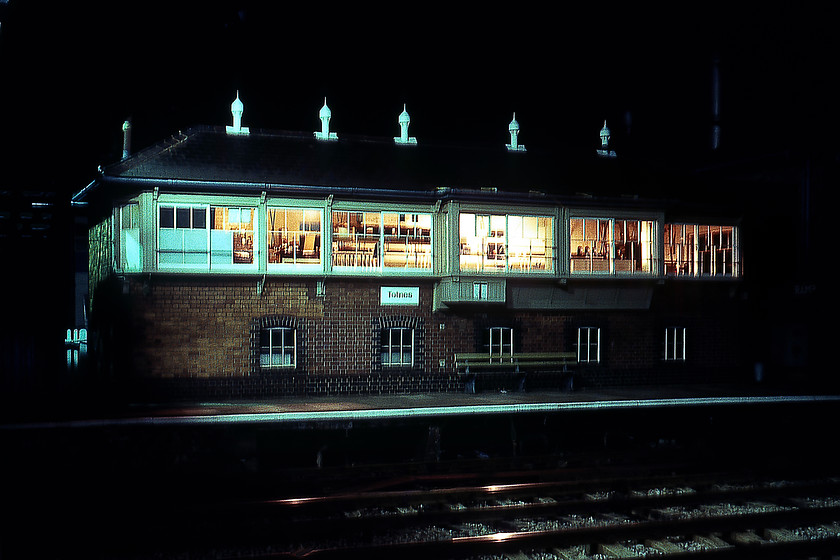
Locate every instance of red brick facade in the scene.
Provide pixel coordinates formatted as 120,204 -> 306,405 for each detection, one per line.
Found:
88,273 -> 747,400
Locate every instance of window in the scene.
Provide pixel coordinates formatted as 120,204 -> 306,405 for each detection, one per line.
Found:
260,327 -> 296,368
115,203 -> 140,271
473,282 -> 488,300
664,224 -> 740,277
460,213 -> 553,273
570,217 -> 655,274
381,327 -> 414,367
159,205 -> 207,266
383,213 -> 432,268
484,326 -> 514,359
267,208 -> 322,266
158,204 -> 256,268
252,316 -> 304,374
332,211 -> 431,270
211,207 -> 254,265
664,327 -> 686,361
577,327 -> 600,363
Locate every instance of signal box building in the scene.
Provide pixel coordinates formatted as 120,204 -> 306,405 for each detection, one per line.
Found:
73,96 -> 747,400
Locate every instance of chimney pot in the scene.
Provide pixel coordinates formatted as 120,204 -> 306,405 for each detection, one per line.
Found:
121,120 -> 132,160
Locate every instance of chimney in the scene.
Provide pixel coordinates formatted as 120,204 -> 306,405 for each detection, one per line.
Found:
121,120 -> 132,160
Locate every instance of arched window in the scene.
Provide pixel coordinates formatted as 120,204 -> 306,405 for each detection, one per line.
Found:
373,316 -> 424,370
250,316 -> 305,374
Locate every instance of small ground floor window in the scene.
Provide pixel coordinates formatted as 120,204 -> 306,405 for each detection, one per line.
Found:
251,316 -> 304,374
578,327 -> 600,363
664,326 -> 686,361
381,327 -> 414,367
374,316 -> 423,370
485,326 -> 514,359
260,326 -> 296,368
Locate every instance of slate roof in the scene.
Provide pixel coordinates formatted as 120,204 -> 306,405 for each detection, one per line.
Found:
78,124 -> 731,218
104,125 -> 561,192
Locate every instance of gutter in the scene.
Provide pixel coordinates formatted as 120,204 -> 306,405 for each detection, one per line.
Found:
74,175 -> 662,210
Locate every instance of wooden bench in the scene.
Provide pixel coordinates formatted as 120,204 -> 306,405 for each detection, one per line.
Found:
455,351 -> 577,393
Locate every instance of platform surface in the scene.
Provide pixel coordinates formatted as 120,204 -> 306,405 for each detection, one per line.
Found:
5,382 -> 838,429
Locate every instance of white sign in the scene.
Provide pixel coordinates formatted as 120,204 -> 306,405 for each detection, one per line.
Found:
380,286 -> 420,306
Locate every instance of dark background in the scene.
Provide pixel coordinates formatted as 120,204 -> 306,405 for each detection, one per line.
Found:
2,2 -> 835,181
0,1 -> 832,397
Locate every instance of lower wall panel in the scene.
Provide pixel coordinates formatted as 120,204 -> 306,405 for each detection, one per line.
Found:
86,274 -> 749,399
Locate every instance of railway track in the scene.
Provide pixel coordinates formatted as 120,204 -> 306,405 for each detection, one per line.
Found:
133,467 -> 840,559
5,400 -> 839,558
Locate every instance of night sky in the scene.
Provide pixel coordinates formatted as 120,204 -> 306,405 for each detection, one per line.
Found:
1,2 -> 835,195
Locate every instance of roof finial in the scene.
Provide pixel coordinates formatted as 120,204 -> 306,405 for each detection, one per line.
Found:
394,104 -> 417,145
596,119 -> 616,158
226,90 -> 249,135
315,97 -> 337,141
506,112 -> 526,152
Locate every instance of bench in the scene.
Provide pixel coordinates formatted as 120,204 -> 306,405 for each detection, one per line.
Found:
455,351 -> 577,393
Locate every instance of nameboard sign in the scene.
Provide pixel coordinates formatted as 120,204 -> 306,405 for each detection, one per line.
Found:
380,286 -> 420,306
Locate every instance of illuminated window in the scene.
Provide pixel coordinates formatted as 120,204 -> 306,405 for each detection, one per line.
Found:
260,327 -> 296,368
664,224 -> 740,277
211,207 -> 255,265
484,326 -> 514,359
570,217 -> 655,274
267,208 -> 322,266
577,327 -> 600,363
664,327 -> 686,361
459,213 -> 553,273
158,204 -> 255,268
332,211 -> 431,270
381,327 -> 414,367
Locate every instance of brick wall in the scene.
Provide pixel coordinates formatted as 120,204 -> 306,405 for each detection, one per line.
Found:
88,274 -> 747,400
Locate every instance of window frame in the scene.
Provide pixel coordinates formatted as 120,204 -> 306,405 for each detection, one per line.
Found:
115,202 -> 141,271
157,202 -> 258,271
577,326 -> 601,363
251,316 -> 304,375
331,210 -> 433,272
459,211 -> 554,274
260,326 -> 297,369
374,316 -> 423,371
664,223 -> 740,278
267,206 -> 323,268
487,326 -> 514,359
569,215 -> 657,276
380,327 -> 415,367
664,326 -> 687,361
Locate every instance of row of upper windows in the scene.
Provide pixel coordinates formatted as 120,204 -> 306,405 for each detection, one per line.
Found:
114,202 -> 741,278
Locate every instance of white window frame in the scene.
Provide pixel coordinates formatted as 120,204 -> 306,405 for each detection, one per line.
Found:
331,210 -> 433,272
664,326 -> 687,361
381,327 -> 414,367
115,202 -> 141,271
488,326 -> 514,359
459,212 -> 554,274
577,327 -> 601,363
664,223 -> 740,277
260,326 -> 297,369
570,216 -> 656,275
157,203 -> 258,271
267,207 -> 323,269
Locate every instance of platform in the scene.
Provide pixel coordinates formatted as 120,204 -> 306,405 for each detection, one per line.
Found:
4,383 -> 838,430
